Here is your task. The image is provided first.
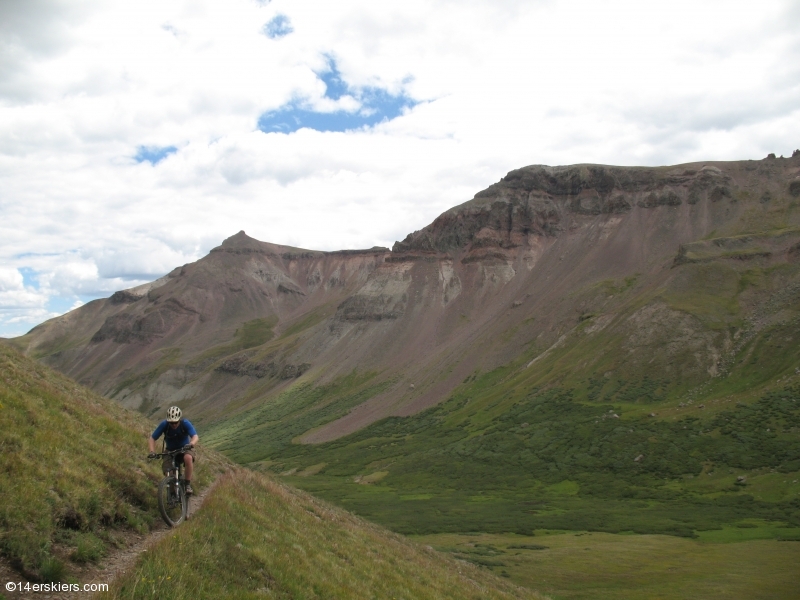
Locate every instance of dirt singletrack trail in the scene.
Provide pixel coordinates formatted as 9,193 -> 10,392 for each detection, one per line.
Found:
0,477 -> 223,600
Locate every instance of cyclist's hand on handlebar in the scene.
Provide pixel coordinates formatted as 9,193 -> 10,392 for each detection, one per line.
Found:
147,452 -> 158,459
182,444 -> 194,451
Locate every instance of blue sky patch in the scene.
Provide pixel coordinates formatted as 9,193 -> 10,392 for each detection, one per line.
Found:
318,60 -> 349,101
47,295 -> 99,316
258,57 -> 416,134
19,267 -> 38,290
135,145 -> 178,165
263,15 -> 293,39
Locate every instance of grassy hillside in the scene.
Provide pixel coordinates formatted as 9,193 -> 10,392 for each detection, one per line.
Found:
102,469 -> 543,600
0,344 -> 225,580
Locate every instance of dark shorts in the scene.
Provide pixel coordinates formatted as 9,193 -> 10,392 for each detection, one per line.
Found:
162,449 -> 196,474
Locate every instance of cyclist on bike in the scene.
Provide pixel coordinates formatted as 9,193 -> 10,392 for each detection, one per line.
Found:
148,406 -> 199,495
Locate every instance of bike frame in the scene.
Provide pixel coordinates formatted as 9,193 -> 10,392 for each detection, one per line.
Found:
163,451 -> 184,484
150,447 -> 190,527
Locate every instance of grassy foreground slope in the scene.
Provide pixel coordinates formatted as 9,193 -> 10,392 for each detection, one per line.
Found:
0,344 -> 225,580
102,469 -> 544,600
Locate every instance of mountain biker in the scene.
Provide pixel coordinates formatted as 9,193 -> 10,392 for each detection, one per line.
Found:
148,406 -> 199,495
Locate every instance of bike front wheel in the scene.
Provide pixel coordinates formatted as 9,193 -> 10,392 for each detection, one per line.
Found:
157,476 -> 188,527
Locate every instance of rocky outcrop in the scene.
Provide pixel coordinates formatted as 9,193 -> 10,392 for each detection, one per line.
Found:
109,290 -> 143,304
637,190 -> 681,208
91,298 -> 199,343
393,196 -> 564,253
216,355 -> 310,379
91,314 -> 138,343
335,294 -> 405,321
673,229 -> 800,266
393,164 -> 737,253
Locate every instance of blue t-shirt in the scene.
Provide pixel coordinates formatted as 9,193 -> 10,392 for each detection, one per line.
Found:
151,419 -> 197,450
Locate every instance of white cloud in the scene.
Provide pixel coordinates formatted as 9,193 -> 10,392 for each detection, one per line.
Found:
1,0 -> 799,336
0,266 -> 52,336
0,289 -> 47,310
0,267 -> 24,292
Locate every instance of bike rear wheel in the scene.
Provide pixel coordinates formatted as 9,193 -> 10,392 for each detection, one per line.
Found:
157,476 -> 188,526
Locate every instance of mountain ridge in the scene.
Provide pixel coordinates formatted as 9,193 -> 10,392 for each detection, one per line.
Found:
9,155 -> 800,442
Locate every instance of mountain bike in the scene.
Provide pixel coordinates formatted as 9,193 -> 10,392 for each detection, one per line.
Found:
148,447 -> 192,527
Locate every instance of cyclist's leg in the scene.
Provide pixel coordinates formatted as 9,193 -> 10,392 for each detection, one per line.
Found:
184,452 -> 194,482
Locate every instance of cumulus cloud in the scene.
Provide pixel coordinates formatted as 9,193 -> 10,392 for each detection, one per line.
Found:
0,267 -> 24,292
0,266 -> 50,336
1,0 -> 799,336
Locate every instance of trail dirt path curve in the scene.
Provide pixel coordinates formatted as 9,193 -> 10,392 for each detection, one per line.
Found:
0,478 -> 221,600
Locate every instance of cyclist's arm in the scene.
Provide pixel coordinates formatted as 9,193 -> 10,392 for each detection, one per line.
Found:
149,421 -> 167,454
183,420 -> 199,448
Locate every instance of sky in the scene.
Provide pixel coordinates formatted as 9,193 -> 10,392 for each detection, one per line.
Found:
1,0 -> 799,337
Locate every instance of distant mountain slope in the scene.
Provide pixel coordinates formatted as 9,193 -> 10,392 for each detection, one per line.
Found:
11,154 -> 800,444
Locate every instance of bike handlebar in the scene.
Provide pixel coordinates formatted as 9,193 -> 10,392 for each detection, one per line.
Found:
147,445 -> 194,459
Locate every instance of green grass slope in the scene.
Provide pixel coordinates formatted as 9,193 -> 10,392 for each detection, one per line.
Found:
0,344 -> 225,580
102,469 -> 543,600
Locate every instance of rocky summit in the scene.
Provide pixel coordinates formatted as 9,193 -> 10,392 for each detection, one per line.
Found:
10,154 -> 800,442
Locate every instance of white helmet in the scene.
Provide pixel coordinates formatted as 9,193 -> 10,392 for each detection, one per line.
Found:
166,406 -> 182,422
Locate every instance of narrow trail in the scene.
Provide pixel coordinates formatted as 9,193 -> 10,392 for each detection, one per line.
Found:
0,477 -> 222,600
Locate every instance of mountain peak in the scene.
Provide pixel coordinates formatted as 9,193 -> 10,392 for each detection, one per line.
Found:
215,231 -> 321,257
220,230 -> 263,249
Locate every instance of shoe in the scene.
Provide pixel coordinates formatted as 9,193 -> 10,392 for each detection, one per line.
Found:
185,483 -> 194,496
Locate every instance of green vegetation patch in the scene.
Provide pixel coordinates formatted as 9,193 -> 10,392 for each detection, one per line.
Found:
236,317 -> 277,349
256,375 -> 800,540
190,316 -> 278,365
589,275 -> 640,297
662,263 -> 742,328
279,305 -> 333,340
204,370 -> 393,464
113,347 -> 182,397
103,469 -> 541,600
414,532 -> 800,600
